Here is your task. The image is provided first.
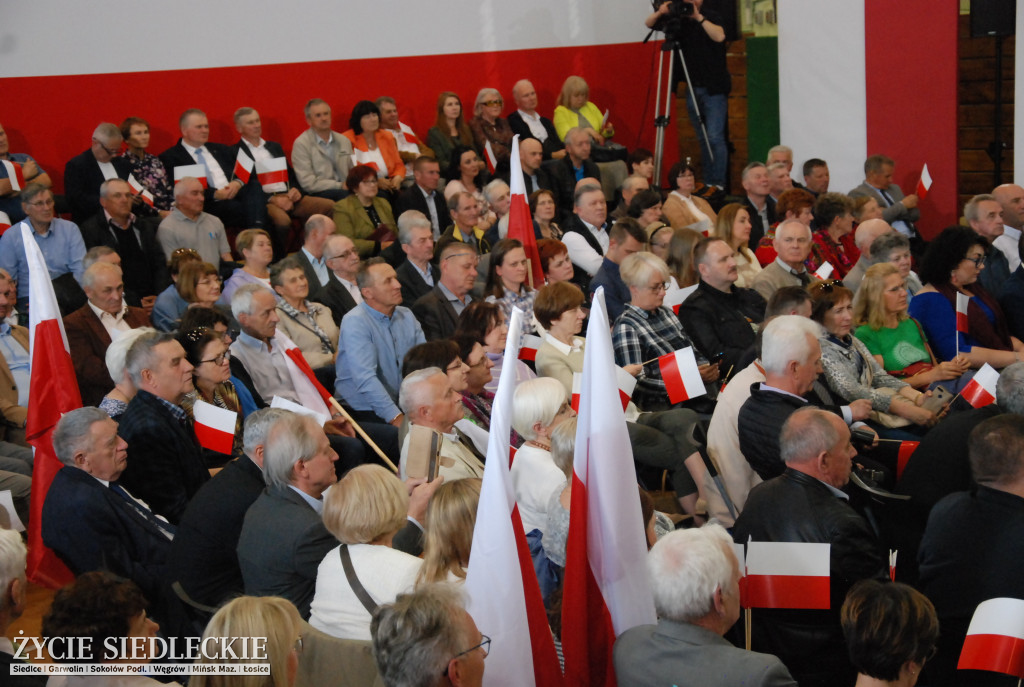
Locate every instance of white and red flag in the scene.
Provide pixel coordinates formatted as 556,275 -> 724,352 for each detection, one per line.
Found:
465,307 -> 564,687
255,157 -> 289,193
232,150 -> 254,185
2,160 -> 26,192
958,597 -> 1024,678
743,541 -> 830,610
571,367 -> 636,413
483,140 -> 498,175
813,261 -> 834,281
22,223 -> 80,588
663,283 -> 697,315
274,331 -> 332,417
507,135 -> 544,287
562,288 -> 656,687
518,334 -> 543,362
192,399 -> 237,454
962,363 -> 1000,408
0,211 -> 11,234
126,174 -> 155,208
916,163 -> 933,200
956,292 -> 970,334
658,347 -> 706,405
173,164 -> 208,188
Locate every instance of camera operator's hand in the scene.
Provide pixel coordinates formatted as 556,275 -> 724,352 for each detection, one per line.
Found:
645,1 -> 672,29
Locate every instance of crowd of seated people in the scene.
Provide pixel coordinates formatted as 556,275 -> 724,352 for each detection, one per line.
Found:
6,88 -> 1024,687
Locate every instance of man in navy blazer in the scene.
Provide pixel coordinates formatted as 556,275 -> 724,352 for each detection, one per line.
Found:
117,331 -> 209,524
395,212 -> 440,308
63,123 -> 133,225
42,407 -> 174,609
395,156 -> 448,239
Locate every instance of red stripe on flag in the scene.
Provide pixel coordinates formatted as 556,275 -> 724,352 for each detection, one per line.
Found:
194,423 -> 234,454
896,441 -> 919,481
962,381 -> 996,409
284,347 -> 333,405
743,574 -> 830,610
958,633 -> 1024,678
618,388 -> 630,411
233,160 -> 252,185
956,311 -> 969,333
562,471 -> 618,686
257,169 -> 289,185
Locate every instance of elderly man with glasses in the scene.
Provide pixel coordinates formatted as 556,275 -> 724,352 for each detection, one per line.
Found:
63,122 -> 137,225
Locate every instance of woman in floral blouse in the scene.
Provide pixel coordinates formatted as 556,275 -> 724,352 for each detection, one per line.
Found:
119,117 -> 173,214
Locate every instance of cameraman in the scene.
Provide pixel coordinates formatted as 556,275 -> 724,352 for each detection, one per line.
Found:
646,0 -> 730,190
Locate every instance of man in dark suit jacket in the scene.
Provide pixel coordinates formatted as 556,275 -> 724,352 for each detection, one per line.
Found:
848,154 -> 920,243
395,212 -> 439,308
507,79 -> 565,160
741,162 -> 777,249
395,156 -> 448,239
63,123 -> 132,225
614,525 -> 796,687
64,262 -> 151,407
545,127 -> 601,226
501,137 -> 554,197
78,179 -> 169,308
168,408 -> 281,609
159,108 -> 249,230
317,234 -> 362,325
412,242 -> 478,341
232,108 -> 335,256
117,331 -> 209,524
288,214 -> 335,301
42,407 -> 174,610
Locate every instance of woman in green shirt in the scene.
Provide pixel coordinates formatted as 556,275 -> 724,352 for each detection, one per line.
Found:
853,263 -> 969,389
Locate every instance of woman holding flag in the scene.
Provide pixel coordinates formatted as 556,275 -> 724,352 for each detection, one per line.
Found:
909,226 -> 1024,369
177,327 -> 244,466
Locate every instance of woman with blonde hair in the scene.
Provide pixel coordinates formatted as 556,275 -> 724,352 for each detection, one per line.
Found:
192,596 -> 303,687
417,478 -> 482,585
470,88 -> 514,167
713,203 -> 762,288
310,465 -> 422,640
553,75 -> 614,145
853,262 -> 969,390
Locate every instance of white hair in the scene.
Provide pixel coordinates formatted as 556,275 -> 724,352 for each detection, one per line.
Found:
648,523 -> 734,622
0,528 -> 27,605
512,377 -> 567,441
397,210 -> 431,245
262,412 -> 323,489
399,368 -> 444,417
105,327 -> 157,387
231,283 -> 270,319
52,407 -> 111,467
81,261 -> 121,290
760,316 -> 822,375
619,252 -> 670,289
483,179 -> 509,204
242,408 -> 290,457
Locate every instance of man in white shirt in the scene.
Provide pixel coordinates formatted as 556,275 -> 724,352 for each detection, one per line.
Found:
507,79 -> 566,160
993,183 -> 1024,272
562,183 -> 610,290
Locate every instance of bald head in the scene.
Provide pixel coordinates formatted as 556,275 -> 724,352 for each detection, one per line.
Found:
520,138 -> 543,174
993,183 -> 1024,230
854,218 -> 892,256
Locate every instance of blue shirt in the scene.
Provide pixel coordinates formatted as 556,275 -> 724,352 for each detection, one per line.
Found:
0,219 -> 86,300
0,323 -> 30,406
151,283 -> 189,332
334,302 -> 425,422
589,258 -> 631,323
301,247 -> 329,288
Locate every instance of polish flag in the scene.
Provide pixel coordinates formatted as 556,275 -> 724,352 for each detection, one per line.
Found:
507,135 -> 544,288
571,367 -> 636,413
483,140 -> 498,175
233,150 -> 254,185
255,157 -> 289,193
192,399 -> 237,454
962,363 -> 1000,408
813,261 -> 834,281
173,164 -> 208,188
658,347 -> 706,405
126,174 -> 155,208
916,163 -> 933,200
1,160 -> 26,191
956,292 -> 970,333
0,211 -> 10,234
275,331 -> 331,418
663,283 -> 697,315
464,307 -> 564,687
562,288 -> 656,687
958,597 -> 1024,678
743,541 -> 830,609
22,223 -> 80,588
895,440 -> 919,481
518,335 -> 543,362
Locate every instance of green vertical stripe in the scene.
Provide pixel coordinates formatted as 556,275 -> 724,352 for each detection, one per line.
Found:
746,36 -> 780,162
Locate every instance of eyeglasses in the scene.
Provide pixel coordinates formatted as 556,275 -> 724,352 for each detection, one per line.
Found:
811,279 -> 844,293
962,254 -> 986,267
93,138 -> 120,156
25,198 -> 54,208
483,100 -> 503,107
446,358 -> 466,372
643,282 -> 669,293
467,356 -> 488,369
327,250 -> 356,261
443,635 -> 491,676
199,349 -> 231,366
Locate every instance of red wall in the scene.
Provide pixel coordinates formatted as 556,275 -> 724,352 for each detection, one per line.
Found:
0,42 -> 678,194
865,0 -> 960,237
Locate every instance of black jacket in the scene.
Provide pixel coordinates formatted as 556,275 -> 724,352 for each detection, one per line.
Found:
733,468 -> 888,687
79,212 -> 169,304
678,280 -> 765,375
545,156 -> 601,226
507,110 -> 564,160
743,195 -> 777,249
63,149 -> 131,225
394,184 -> 449,239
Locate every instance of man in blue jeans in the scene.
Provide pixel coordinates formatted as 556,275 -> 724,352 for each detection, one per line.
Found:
646,0 -> 731,189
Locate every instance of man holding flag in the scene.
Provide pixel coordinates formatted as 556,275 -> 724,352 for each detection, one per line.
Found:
733,407 -> 888,687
